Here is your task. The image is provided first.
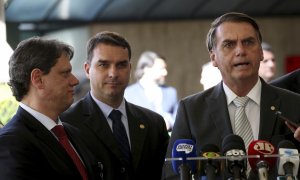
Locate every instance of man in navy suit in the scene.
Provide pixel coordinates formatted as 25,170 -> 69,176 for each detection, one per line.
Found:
124,51 -> 178,131
0,37 -> 100,179
271,68 -> 300,94
61,31 -> 169,180
164,12 -> 300,179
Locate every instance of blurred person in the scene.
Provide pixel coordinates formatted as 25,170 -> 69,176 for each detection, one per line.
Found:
61,31 -> 169,180
271,68 -> 300,94
0,37 -> 100,179
258,42 -> 276,82
164,12 -> 300,180
200,61 -> 222,90
0,83 -> 18,127
124,51 -> 178,131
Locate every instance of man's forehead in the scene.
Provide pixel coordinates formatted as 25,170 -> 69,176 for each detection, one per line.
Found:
215,22 -> 257,41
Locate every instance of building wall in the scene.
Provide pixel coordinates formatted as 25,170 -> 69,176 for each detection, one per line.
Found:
88,17 -> 300,99
41,17 -> 300,99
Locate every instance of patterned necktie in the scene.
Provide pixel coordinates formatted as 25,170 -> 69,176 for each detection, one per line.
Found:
233,96 -> 253,148
109,109 -> 132,165
233,96 -> 253,176
52,125 -> 88,180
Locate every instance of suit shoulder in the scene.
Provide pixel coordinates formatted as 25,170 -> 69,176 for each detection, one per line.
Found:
61,99 -> 87,122
182,88 -> 214,103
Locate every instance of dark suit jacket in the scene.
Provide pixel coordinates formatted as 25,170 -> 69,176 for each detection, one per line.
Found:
61,93 -> 169,180
164,79 -> 300,180
271,68 -> 300,94
0,107 -> 100,180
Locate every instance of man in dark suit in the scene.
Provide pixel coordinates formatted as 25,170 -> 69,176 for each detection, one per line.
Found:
164,12 -> 300,179
271,68 -> 300,94
124,51 -> 178,131
61,31 -> 169,180
0,37 -> 100,179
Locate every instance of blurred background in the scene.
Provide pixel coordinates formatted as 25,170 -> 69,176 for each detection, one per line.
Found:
1,0 -> 300,125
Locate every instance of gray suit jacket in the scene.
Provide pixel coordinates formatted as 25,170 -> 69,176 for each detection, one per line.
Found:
164,79 -> 300,179
61,93 -> 169,180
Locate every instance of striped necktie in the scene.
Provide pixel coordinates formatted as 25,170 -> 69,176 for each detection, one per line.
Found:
233,96 -> 253,148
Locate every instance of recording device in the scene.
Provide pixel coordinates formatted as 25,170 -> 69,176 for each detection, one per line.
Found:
172,139 -> 197,180
276,111 -> 299,129
277,140 -> 299,180
222,134 -> 247,180
199,144 -> 221,180
248,140 -> 276,180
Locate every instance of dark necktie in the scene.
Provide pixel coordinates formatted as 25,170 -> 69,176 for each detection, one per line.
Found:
109,109 -> 131,165
52,125 -> 88,180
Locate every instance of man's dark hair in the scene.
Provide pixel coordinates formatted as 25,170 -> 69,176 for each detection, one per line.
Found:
86,31 -> 131,64
8,37 -> 74,101
206,12 -> 262,52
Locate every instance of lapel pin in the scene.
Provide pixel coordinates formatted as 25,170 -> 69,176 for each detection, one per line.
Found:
139,124 -> 145,129
270,106 -> 276,111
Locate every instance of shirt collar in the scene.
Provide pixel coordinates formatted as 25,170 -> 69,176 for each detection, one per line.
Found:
223,78 -> 261,105
90,92 -> 127,119
19,102 -> 61,130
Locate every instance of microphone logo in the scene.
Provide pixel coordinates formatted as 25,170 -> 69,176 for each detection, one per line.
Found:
202,152 -> 220,158
225,149 -> 245,156
253,141 -> 275,154
176,143 -> 194,154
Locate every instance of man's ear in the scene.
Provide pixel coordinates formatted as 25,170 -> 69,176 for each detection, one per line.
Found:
84,62 -> 90,79
209,51 -> 217,67
31,68 -> 44,89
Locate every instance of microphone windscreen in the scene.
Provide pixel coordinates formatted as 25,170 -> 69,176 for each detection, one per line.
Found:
278,140 -> 296,149
247,140 -> 277,171
200,144 -> 221,176
172,139 -> 197,174
221,134 -> 246,154
277,140 -> 299,176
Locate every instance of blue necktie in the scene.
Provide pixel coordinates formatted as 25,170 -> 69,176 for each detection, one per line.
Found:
109,109 -> 132,165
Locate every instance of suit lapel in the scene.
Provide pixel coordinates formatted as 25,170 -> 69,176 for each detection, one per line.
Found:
81,95 -> 124,162
259,81 -> 281,140
207,83 -> 233,140
125,102 -> 148,172
18,108 -> 78,171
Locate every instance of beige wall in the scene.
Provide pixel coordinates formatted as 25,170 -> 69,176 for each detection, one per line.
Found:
88,17 -> 300,99
49,17 -> 299,100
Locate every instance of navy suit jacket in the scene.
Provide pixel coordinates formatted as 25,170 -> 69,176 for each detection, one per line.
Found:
0,107 -> 100,180
271,68 -> 300,94
164,79 -> 300,180
61,93 -> 169,180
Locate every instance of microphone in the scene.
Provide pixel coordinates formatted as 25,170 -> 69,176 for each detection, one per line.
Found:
199,144 -> 221,180
277,140 -> 299,180
222,134 -> 247,180
248,140 -> 277,180
172,139 -> 197,180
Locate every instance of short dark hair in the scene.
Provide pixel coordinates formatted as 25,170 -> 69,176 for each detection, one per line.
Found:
86,31 -> 131,64
8,37 -> 74,101
261,42 -> 273,53
134,51 -> 164,80
206,12 -> 262,52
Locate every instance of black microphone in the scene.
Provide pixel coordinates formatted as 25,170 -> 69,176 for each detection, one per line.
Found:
277,140 -> 299,180
172,139 -> 197,180
222,134 -> 247,180
199,144 -> 221,180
